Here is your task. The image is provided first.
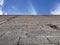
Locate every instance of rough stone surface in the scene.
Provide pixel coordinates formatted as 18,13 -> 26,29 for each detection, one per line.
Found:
0,16 -> 60,45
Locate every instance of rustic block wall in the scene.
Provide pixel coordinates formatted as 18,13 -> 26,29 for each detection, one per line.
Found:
0,16 -> 60,45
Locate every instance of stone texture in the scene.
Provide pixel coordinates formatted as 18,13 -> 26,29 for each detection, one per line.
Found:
0,16 -> 60,45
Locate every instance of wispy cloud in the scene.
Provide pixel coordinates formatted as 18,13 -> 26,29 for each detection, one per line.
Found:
50,3 -> 60,15
30,4 -> 37,15
0,0 -> 4,15
28,1 -> 37,15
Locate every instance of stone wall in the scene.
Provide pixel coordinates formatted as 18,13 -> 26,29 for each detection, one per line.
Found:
0,16 -> 60,45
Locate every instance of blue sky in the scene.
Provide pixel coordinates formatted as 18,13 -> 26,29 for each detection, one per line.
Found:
0,0 -> 60,15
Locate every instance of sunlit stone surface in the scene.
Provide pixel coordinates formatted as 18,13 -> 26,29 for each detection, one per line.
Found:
0,16 -> 60,45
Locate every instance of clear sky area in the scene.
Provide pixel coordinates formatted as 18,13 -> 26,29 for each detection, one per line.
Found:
0,0 -> 60,15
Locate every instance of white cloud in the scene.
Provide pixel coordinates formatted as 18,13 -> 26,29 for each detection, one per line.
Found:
0,0 -> 4,6
0,0 -> 4,15
5,13 -> 7,15
0,10 -> 3,15
51,3 -> 60,15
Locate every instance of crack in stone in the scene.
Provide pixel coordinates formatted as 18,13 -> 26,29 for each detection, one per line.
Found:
47,24 -> 59,30
17,37 -> 21,45
47,38 -> 53,44
0,32 -> 6,38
